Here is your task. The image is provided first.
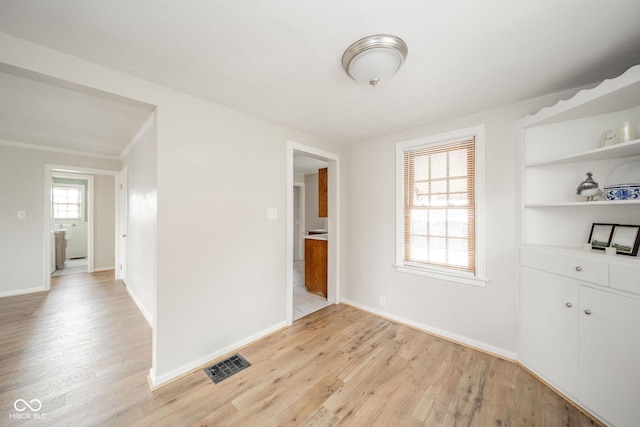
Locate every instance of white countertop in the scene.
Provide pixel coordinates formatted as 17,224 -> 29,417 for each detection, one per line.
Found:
304,234 -> 328,241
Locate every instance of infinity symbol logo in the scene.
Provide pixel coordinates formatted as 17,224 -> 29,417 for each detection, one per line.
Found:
14,399 -> 42,412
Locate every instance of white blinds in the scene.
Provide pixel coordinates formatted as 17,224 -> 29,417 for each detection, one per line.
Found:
404,137 -> 476,273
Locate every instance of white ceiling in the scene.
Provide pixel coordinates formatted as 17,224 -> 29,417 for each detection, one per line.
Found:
1,0 -> 640,155
293,152 -> 328,176
0,65 -> 154,157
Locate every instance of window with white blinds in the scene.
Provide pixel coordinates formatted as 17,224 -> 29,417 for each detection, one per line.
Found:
404,138 -> 475,272
396,125 -> 486,286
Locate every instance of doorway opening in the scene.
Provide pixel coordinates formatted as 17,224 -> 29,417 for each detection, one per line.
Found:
292,176 -> 331,320
51,172 -> 93,276
44,164 -> 121,290
287,141 -> 340,324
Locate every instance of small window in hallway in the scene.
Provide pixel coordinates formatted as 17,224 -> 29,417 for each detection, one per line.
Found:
53,185 -> 84,219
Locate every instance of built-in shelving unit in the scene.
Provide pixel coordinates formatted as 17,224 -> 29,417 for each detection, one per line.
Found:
518,65 -> 640,427
520,65 -> 640,249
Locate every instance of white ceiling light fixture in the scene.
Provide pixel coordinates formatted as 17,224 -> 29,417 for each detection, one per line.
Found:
342,34 -> 408,88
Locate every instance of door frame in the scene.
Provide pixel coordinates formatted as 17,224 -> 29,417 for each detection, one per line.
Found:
117,167 -> 128,283
286,141 -> 340,325
44,164 -> 121,291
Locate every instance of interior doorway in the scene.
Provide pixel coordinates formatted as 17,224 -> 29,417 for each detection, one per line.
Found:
287,141 -> 340,324
44,164 -> 121,290
51,172 -> 93,276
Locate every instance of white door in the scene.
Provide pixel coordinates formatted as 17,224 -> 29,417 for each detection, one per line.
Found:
118,168 -> 128,283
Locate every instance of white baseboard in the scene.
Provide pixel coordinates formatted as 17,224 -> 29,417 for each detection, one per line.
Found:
341,298 -> 516,361
92,266 -> 115,272
124,285 -> 153,327
149,320 -> 288,389
0,286 -> 45,298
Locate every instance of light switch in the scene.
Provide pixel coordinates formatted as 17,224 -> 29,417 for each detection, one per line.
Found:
267,208 -> 278,220
17,210 -> 26,219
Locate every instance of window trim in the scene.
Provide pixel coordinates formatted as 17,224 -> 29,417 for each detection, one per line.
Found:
395,125 -> 488,287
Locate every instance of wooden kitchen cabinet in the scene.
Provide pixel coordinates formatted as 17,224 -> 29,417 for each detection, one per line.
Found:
318,167 -> 327,218
304,238 -> 327,297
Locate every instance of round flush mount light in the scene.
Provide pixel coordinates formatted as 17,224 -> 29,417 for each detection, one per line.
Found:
341,34 -> 408,88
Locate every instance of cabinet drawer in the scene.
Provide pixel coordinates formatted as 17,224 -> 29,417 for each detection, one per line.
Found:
610,263 -> 640,295
521,247 -> 609,286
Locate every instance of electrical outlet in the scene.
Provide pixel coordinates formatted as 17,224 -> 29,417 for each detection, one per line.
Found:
17,210 -> 26,219
267,208 -> 278,220
379,296 -> 386,307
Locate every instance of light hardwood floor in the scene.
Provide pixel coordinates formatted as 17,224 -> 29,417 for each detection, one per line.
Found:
0,272 -> 601,426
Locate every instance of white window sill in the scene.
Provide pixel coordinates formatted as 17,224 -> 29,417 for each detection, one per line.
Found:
395,264 -> 489,287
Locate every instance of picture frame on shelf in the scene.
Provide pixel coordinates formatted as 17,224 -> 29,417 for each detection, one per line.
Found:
610,225 -> 640,256
588,223 -> 615,249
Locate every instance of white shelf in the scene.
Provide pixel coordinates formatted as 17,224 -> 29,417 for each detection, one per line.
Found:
524,138 -> 640,167
523,244 -> 640,264
525,199 -> 640,208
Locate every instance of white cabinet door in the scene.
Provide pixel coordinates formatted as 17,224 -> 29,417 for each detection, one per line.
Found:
520,267 -> 579,398
610,262 -> 640,295
579,286 -> 640,427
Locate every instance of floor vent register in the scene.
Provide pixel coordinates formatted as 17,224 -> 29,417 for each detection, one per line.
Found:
203,353 -> 251,384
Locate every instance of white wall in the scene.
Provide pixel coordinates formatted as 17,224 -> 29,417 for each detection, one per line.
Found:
0,143 -> 119,296
121,116 -> 157,324
0,32 -> 340,385
153,95 -> 337,382
293,186 -> 301,260
293,173 -> 305,260
93,174 -> 115,270
304,173 -> 326,231
340,90 -> 579,358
